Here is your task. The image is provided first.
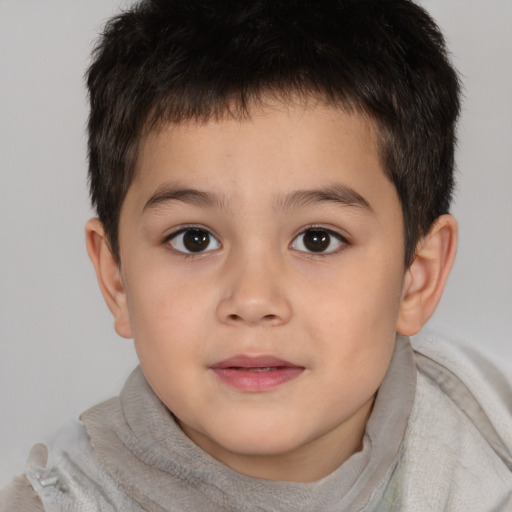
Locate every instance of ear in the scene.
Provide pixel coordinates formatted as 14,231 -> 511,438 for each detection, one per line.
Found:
85,218 -> 133,339
396,214 -> 458,336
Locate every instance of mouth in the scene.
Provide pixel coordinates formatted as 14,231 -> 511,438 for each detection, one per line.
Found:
210,356 -> 304,392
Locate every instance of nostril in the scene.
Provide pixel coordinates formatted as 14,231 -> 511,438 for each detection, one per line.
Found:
226,313 -> 278,323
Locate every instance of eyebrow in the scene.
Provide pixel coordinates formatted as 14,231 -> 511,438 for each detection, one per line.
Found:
143,182 -> 373,214
143,183 -> 226,212
273,184 -> 373,213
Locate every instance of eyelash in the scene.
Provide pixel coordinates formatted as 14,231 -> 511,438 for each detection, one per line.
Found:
163,225 -> 349,256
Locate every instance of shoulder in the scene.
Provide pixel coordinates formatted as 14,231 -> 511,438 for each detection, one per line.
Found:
0,475 -> 44,512
0,444 -> 47,511
1,417 -> 141,512
386,333 -> 512,511
411,332 -> 512,452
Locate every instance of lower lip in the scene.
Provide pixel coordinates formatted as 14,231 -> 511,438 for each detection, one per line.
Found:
212,367 -> 304,392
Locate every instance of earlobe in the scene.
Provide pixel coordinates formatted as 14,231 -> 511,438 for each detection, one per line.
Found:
85,218 -> 133,339
396,214 -> 458,336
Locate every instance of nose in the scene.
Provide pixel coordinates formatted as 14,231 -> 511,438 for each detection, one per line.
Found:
216,252 -> 293,327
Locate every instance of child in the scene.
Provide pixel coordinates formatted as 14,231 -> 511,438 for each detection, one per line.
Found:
1,0 -> 511,510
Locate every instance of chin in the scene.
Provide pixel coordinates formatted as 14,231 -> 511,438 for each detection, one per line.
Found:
207,422 -> 311,457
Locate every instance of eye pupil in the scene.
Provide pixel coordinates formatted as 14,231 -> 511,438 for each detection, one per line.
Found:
183,229 -> 210,252
304,230 -> 330,252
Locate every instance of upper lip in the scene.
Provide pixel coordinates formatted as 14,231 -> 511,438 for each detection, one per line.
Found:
211,355 -> 301,369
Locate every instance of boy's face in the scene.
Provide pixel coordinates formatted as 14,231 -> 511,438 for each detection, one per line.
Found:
114,100 -> 410,481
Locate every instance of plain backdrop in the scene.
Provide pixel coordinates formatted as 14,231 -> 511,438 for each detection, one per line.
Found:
1,0 -> 511,486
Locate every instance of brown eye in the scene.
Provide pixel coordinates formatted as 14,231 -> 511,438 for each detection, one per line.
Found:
291,228 -> 345,254
169,228 -> 220,253
303,230 -> 330,252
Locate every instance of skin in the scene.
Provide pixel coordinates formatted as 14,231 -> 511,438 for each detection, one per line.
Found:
87,99 -> 458,482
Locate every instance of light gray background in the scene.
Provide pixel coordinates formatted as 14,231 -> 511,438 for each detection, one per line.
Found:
1,0 -> 511,486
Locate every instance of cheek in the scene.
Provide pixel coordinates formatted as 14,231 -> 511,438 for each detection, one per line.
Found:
298,256 -> 403,375
125,270 -> 214,361
303,259 -> 403,331
127,281 -> 212,407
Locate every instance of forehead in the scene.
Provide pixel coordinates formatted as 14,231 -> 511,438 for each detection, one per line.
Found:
127,99 -> 398,219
